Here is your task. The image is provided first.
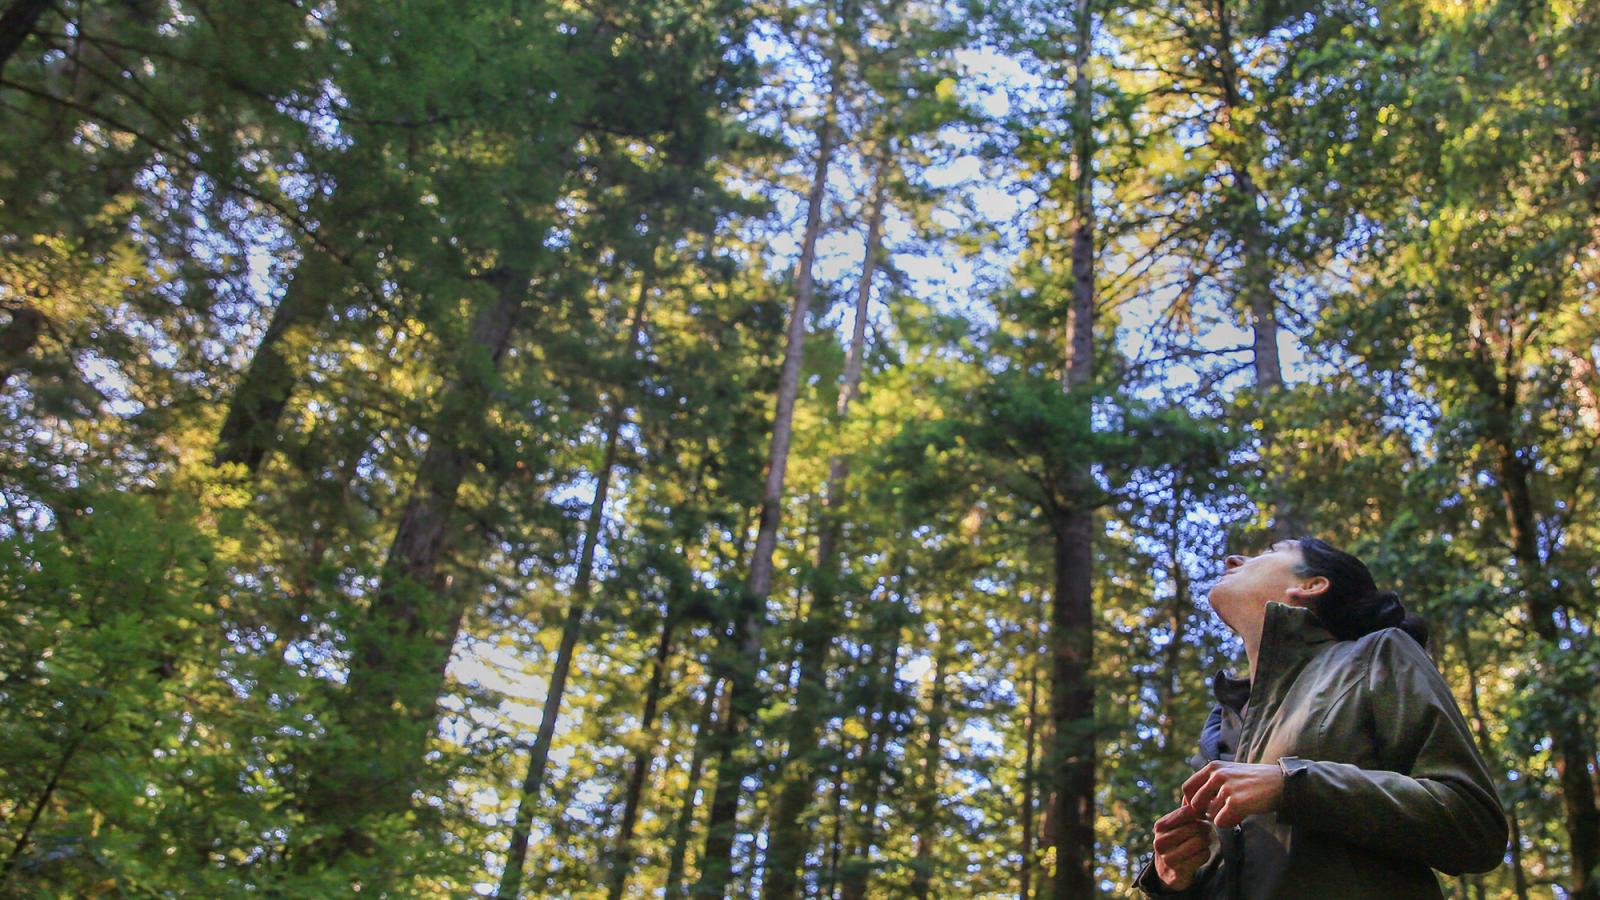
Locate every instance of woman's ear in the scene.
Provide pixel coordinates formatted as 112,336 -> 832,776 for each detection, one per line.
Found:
1285,575 -> 1330,602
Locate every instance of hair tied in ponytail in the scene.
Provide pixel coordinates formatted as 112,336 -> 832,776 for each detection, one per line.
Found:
1293,536 -> 1431,649
1371,591 -> 1406,630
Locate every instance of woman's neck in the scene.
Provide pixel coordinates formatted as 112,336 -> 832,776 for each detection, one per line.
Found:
1234,604 -> 1268,682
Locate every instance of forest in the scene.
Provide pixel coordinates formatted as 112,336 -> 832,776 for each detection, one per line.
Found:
1,0 -> 1597,896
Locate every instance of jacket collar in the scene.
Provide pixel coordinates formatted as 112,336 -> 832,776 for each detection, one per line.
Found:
1212,600 -> 1338,713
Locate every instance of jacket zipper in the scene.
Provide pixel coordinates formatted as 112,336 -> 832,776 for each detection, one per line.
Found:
1229,823 -> 1244,900
1230,702 -> 1254,900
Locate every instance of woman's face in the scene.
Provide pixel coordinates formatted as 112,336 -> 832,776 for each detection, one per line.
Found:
1206,539 -> 1326,630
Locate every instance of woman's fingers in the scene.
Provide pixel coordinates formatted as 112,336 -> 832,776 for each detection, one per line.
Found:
1153,822 -> 1202,852
1181,761 -> 1219,805
1213,797 -> 1244,829
1154,826 -> 1207,857
1187,770 -> 1227,820
1155,803 -> 1201,833
1151,808 -> 1213,891
1164,834 -> 1210,865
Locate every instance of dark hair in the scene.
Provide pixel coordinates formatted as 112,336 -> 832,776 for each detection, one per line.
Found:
1292,536 -> 1429,648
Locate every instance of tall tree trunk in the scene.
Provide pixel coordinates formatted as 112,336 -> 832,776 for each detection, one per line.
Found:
666,682 -> 723,899
0,0 -> 52,81
1473,350 -> 1600,898
763,148 -> 888,900
694,64 -> 839,900
607,615 -> 678,900
1210,0 -> 1300,541
1046,0 -> 1098,894
1499,459 -> 1600,896
214,249 -> 339,473
498,275 -> 651,898
302,267 -> 525,863
911,649 -> 949,899
1047,513 -> 1096,898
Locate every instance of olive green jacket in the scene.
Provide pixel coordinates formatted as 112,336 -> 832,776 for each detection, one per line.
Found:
1135,601 -> 1508,899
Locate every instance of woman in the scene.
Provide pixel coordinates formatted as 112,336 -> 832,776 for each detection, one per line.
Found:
1135,536 -> 1508,898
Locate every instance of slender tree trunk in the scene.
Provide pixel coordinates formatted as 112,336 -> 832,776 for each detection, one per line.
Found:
303,268 -> 524,863
666,682 -> 722,899
498,276 -> 651,899
1046,0 -> 1098,894
821,763 -> 847,900
1158,522 -> 1189,751
763,148 -> 888,900
911,649 -> 949,899
1020,635 -> 1039,900
1036,711 -> 1049,858
0,0 -> 52,81
694,65 -> 839,900
823,640 -> 875,900
840,584 -> 903,900
607,616 -> 678,900
214,249 -> 339,473
1,730 -> 83,883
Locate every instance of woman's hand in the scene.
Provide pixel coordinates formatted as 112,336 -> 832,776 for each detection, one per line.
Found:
1181,760 -> 1285,828
1152,803 -> 1213,890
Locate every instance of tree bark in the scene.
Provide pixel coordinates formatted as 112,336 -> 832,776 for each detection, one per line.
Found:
762,148 -> 888,900
1210,0 -> 1301,541
301,268 -> 524,863
214,249 -> 339,473
0,0 -> 52,82
694,63 -> 839,900
1048,512 -> 1096,898
665,681 -> 722,899
1045,0 -> 1099,894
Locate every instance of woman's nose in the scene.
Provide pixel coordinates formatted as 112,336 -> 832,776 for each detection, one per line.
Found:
1223,554 -> 1245,571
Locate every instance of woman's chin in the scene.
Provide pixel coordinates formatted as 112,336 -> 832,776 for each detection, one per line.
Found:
1204,590 -> 1237,627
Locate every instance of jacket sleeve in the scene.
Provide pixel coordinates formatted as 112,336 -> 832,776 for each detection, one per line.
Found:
1275,628 -> 1509,875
